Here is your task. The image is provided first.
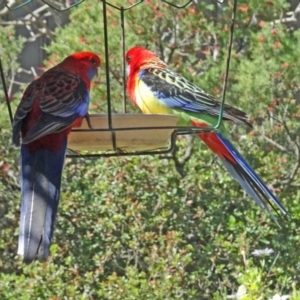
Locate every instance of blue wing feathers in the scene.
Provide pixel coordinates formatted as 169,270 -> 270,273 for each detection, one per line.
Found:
138,68 -> 251,126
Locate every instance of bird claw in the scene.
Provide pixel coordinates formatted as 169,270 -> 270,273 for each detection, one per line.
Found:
66,148 -> 81,156
116,147 -> 127,153
84,113 -> 93,129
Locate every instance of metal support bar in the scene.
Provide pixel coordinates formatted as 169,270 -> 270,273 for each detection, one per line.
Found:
102,0 -> 118,151
121,6 -> 127,113
214,0 -> 237,130
0,57 -> 13,126
161,0 -> 193,9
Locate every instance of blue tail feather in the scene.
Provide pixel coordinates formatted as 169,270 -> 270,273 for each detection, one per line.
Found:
18,138 -> 67,264
216,132 -> 289,224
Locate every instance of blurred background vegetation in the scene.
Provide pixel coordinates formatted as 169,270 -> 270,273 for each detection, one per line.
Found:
1,0 -> 300,299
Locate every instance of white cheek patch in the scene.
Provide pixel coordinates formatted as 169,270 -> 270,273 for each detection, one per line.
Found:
126,65 -> 130,76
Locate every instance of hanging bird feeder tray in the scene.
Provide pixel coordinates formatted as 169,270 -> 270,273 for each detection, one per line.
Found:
1,0 -> 234,158
68,113 -> 178,152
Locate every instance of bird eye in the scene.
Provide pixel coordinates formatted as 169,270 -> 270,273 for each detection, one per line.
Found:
91,58 -> 97,65
126,56 -> 131,62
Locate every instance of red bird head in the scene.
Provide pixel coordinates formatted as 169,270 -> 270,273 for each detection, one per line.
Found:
125,46 -> 167,77
60,51 -> 101,86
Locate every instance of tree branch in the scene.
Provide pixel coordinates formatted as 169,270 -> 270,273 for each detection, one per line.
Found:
262,134 -> 288,152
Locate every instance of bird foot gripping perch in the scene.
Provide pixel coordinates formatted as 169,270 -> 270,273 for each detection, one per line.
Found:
84,112 -> 93,129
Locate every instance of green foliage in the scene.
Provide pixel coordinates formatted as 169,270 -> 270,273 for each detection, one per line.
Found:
1,0 -> 300,299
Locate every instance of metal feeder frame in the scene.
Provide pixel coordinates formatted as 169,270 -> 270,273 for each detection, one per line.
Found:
1,0 -> 237,159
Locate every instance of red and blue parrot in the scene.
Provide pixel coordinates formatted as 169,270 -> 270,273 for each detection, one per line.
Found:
12,51 -> 101,263
126,46 -> 289,224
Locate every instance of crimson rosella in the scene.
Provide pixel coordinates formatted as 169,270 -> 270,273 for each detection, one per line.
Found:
12,51 -> 101,264
125,46 -> 289,224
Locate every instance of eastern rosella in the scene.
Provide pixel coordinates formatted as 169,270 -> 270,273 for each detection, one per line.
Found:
126,46 -> 289,224
12,51 -> 101,263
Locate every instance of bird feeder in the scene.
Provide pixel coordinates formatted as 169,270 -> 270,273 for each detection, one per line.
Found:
1,0 -> 236,159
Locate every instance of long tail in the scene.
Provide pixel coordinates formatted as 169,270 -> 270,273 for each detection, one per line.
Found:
192,121 -> 289,225
18,138 -> 67,264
